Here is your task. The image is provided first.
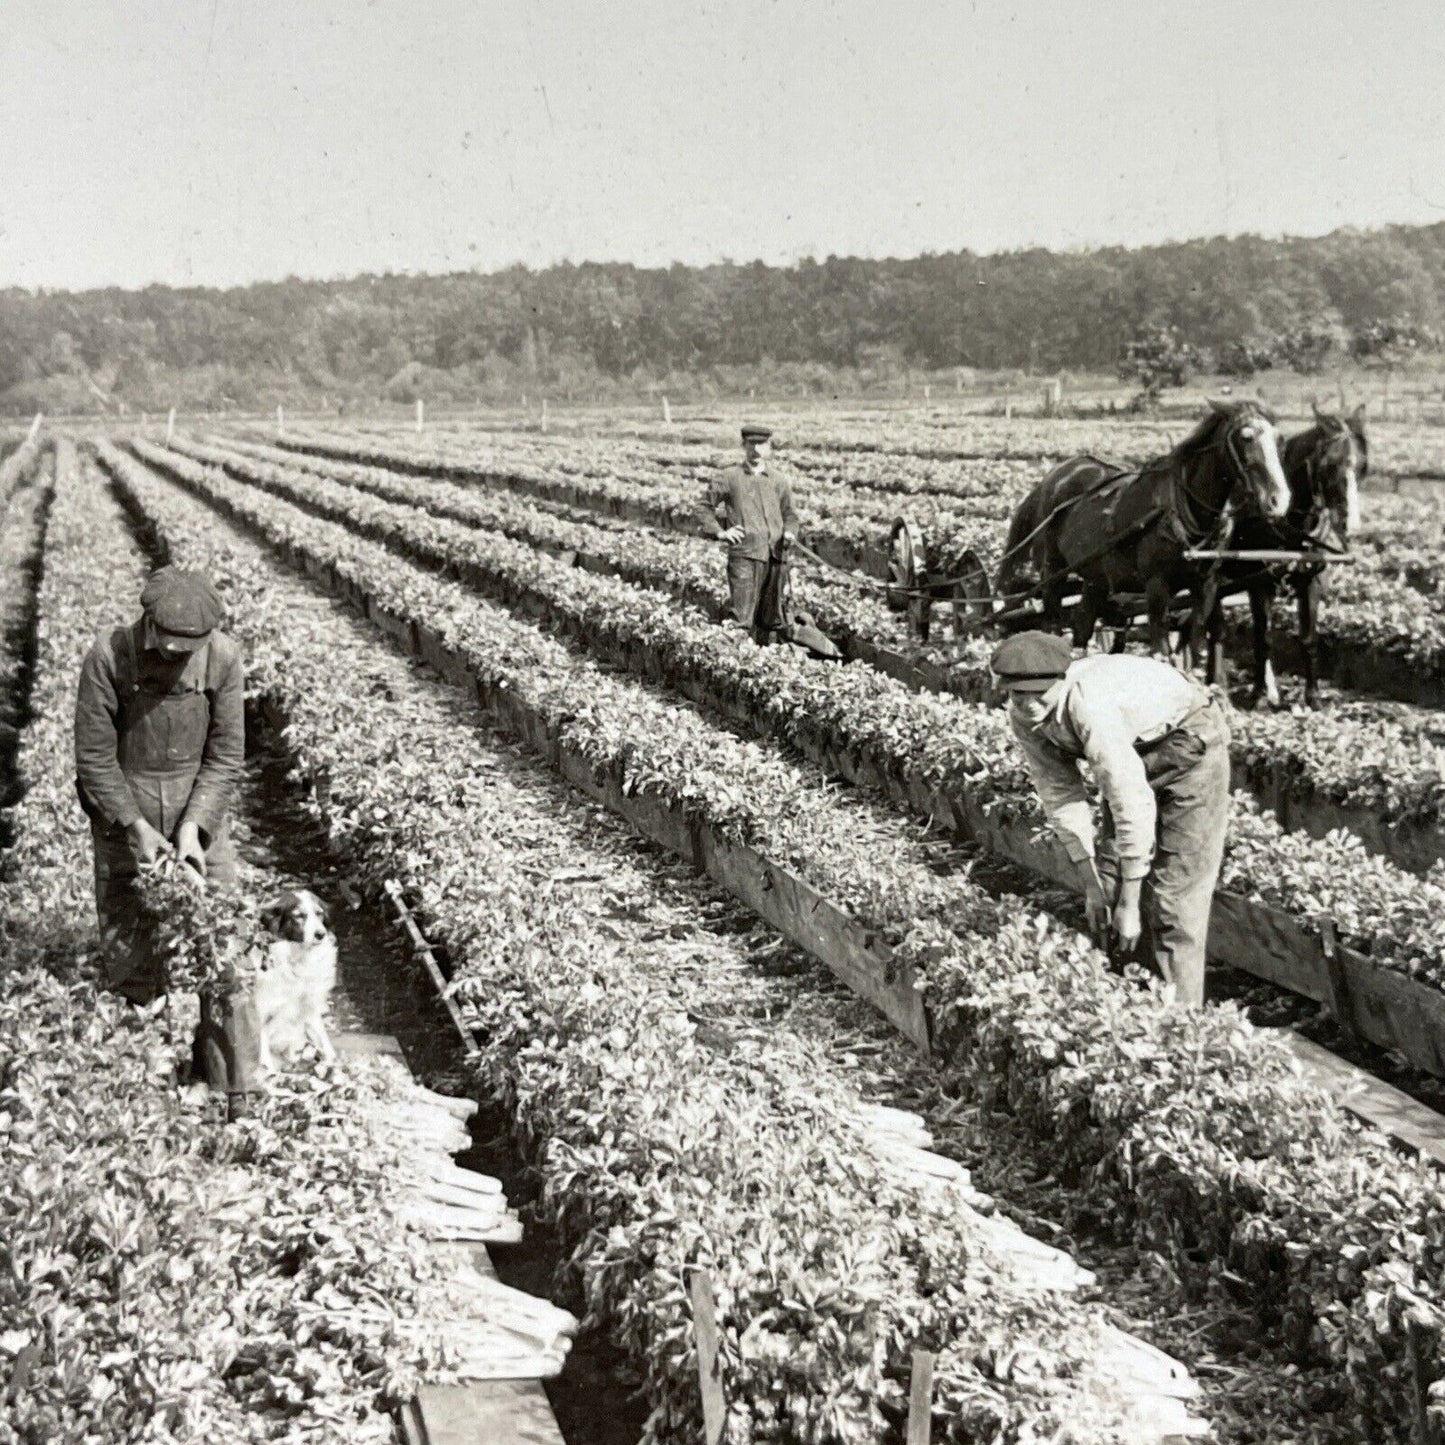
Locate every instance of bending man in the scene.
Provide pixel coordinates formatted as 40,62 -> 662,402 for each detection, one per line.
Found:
990,631 -> 1231,1007
698,424 -> 799,641
74,565 -> 260,1117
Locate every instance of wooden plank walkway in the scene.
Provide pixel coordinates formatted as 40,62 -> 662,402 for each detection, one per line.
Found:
337,1030 -> 566,1445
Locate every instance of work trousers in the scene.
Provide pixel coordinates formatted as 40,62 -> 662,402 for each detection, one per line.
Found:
1096,697 -> 1231,1008
92,820 -> 263,1095
726,552 -> 788,641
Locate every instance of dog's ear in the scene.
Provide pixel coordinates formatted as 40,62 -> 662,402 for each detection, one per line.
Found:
258,896 -> 291,936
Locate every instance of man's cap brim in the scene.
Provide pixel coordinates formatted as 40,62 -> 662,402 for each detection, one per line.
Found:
153,629 -> 209,653
998,673 -> 1060,692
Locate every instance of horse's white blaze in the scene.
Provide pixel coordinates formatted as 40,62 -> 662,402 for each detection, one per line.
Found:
1263,657 -> 1280,707
1345,464 -> 1361,534
1258,421 -> 1291,518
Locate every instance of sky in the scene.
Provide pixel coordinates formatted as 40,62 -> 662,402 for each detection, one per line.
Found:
1,0 -> 1443,293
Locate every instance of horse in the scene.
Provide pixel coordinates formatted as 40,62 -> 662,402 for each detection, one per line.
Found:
1191,404 -> 1366,708
998,400 -> 1291,659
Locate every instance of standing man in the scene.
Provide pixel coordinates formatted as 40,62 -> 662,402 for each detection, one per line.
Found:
74,565 -> 260,1118
698,424 -> 800,641
989,631 -> 1231,1008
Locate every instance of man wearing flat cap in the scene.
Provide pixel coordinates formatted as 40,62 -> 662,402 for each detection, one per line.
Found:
698,425 -> 800,641
75,565 -> 259,1114
990,632 -> 1231,1008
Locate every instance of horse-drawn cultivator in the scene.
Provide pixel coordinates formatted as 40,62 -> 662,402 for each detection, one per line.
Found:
877,401 -> 1365,699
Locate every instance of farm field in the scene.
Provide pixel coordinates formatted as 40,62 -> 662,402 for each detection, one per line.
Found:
9,406 -> 1445,1443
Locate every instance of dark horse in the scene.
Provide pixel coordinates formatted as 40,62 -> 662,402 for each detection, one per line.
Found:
1191,404 -> 1366,708
997,400 -> 1291,658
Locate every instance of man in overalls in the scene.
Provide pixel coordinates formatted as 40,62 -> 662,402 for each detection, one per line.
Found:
990,631 -> 1231,1008
698,425 -> 800,642
74,566 -> 259,1117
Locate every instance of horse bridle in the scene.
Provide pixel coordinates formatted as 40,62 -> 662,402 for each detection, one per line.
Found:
1285,424 -> 1355,554
1164,411 -> 1265,547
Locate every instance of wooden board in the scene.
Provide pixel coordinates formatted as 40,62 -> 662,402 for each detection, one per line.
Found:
332,1031 -> 404,1058
1286,1036 -> 1445,1169
399,1383 -> 564,1445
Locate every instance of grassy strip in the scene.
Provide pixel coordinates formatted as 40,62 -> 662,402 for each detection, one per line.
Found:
102,437 -> 1445,1440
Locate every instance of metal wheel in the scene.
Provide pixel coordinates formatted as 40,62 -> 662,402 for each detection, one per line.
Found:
886,517 -> 919,612
887,517 -> 929,640
947,547 -> 993,645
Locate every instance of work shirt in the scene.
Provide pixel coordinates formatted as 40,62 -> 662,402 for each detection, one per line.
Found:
1008,654 -> 1208,879
698,464 -> 799,561
75,622 -> 245,841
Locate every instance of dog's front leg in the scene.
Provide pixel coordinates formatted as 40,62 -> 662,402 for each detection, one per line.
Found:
306,1018 -> 336,1062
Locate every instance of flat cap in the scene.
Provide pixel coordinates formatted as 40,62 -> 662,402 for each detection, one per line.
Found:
990,630 -> 1072,692
741,424 -> 772,443
140,566 -> 223,651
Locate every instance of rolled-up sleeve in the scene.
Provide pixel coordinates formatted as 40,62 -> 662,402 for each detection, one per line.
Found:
182,641 -> 245,840
1069,695 -> 1157,879
1010,713 -> 1095,863
74,637 -> 141,830
696,475 -> 730,538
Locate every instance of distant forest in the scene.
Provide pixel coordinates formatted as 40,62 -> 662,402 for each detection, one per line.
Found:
3,222 -> 1444,413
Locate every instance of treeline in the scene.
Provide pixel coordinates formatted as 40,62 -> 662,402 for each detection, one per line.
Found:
3,222 -> 1444,412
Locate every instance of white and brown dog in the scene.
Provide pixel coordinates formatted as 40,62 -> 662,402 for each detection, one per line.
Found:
254,889 -> 337,1073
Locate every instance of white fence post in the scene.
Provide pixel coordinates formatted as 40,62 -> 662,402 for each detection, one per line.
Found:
415,398 -> 425,433
26,412 -> 42,443
276,404 -> 285,437
166,407 -> 176,443
662,395 -> 671,425
541,398 -> 548,432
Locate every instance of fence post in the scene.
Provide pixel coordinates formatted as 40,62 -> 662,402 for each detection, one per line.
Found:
541,398 -> 548,432
416,399 -> 424,433
907,1351 -> 934,1445
687,1269 -> 725,1445
924,383 -> 931,403
26,412 -> 42,443
662,395 -> 671,425
166,407 -> 176,444
276,404 -> 284,438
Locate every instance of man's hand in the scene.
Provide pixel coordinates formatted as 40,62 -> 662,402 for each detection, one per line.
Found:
1083,879 -> 1111,940
720,526 -> 745,546
127,818 -> 173,869
1111,876 -> 1144,953
175,820 -> 207,879
782,529 -> 798,546
1113,900 -> 1142,952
